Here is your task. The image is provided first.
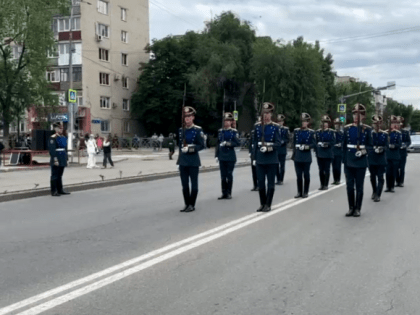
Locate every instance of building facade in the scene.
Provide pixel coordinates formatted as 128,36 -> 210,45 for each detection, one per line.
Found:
21,0 -> 149,137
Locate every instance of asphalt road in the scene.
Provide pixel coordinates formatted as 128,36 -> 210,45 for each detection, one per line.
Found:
1,154 -> 420,315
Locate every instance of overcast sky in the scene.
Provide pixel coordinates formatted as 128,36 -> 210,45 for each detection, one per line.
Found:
149,0 -> 420,108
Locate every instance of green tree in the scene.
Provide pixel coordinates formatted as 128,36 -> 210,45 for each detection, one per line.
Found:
0,0 -> 67,147
410,110 -> 420,132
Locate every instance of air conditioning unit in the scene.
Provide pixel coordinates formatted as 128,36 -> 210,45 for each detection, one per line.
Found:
96,34 -> 103,42
114,74 -> 121,81
112,103 -> 118,109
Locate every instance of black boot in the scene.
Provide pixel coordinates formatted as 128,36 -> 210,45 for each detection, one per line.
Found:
226,180 -> 232,199
324,172 -> 330,190
50,180 -> 60,197
302,179 -> 310,198
353,191 -> 363,217
57,178 -> 70,195
185,190 -> 198,212
295,179 -> 303,198
218,180 -> 227,200
346,189 -> 355,216
318,172 -> 324,190
257,187 -> 266,212
251,187 -> 259,191
180,189 -> 190,212
371,192 -> 376,200
262,189 -> 275,212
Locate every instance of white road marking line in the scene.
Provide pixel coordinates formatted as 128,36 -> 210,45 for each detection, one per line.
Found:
7,185 -> 345,315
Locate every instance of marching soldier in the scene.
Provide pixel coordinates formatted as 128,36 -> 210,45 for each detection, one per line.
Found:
252,102 -> 281,212
168,133 -> 176,160
276,114 -> 290,185
49,122 -> 70,197
384,115 -> 402,193
396,116 -> 411,187
368,115 -> 388,202
215,112 -> 240,199
343,103 -> 372,217
177,106 -> 205,213
315,115 -> 335,190
332,118 -> 344,185
293,113 -> 316,198
249,129 -> 259,191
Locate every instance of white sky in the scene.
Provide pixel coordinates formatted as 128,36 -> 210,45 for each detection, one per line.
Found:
149,0 -> 420,108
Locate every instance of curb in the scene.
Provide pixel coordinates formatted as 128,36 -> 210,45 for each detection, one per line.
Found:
0,162 -> 251,203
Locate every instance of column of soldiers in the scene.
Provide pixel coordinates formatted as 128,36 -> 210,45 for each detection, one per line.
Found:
48,104 -> 411,220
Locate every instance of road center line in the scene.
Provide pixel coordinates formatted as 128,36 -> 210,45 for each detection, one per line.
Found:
6,183 -> 346,315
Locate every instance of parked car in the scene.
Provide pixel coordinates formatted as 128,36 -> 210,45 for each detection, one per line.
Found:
407,135 -> 420,153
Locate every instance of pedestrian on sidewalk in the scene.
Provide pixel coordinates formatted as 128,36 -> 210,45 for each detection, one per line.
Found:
97,134 -> 103,151
102,135 -> 114,168
86,134 -> 99,169
49,122 -> 70,196
168,133 -> 176,160
158,134 -> 164,151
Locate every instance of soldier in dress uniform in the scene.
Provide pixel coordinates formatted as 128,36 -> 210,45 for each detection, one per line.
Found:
49,122 -> 71,197
177,106 -> 205,212
343,103 -> 372,217
252,102 -> 281,212
384,115 -> 402,193
168,133 -> 176,160
275,114 -> 290,185
368,115 -> 388,202
396,116 -> 411,187
315,115 -> 335,190
332,118 -> 344,185
215,112 -> 240,200
293,113 -> 316,198
249,128 -> 259,191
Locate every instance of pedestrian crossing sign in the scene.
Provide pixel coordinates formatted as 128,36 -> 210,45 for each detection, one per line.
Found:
338,104 -> 346,113
68,89 -> 77,103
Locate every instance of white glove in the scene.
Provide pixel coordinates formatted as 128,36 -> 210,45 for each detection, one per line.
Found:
220,141 -> 226,147
335,143 -> 342,147
299,145 -> 305,151
215,157 -> 219,163
252,160 -> 256,166
181,146 -> 188,153
260,146 -> 267,153
318,142 -> 323,147
54,159 -> 59,166
248,153 -> 251,157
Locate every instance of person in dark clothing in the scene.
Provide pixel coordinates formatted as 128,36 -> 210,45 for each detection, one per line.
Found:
102,135 -> 114,168
249,129 -> 259,191
396,116 -> 411,187
368,115 -> 388,202
332,118 -> 344,185
385,115 -> 402,193
49,122 -> 70,197
275,114 -> 290,185
177,106 -> 205,213
315,115 -> 335,190
215,112 -> 240,199
293,113 -> 316,199
168,133 -> 176,160
252,102 -> 281,212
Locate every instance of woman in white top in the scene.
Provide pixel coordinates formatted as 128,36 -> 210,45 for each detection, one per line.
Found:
86,134 -> 99,169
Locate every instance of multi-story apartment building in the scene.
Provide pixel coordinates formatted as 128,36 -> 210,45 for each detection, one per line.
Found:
22,0 -> 149,137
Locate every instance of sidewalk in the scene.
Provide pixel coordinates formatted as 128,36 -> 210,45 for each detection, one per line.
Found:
1,149 -> 252,194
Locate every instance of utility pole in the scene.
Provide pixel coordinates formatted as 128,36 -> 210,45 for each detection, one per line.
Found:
68,1 -> 74,153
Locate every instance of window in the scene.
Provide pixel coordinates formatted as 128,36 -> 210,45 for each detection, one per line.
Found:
20,122 -> 26,133
73,67 -> 82,82
58,43 -> 82,65
121,31 -> 128,43
101,120 -> 110,132
98,0 -> 108,15
97,23 -> 109,37
78,96 -> 84,106
47,46 -> 59,58
99,73 -> 110,86
122,76 -> 129,89
100,97 -> 110,109
124,121 -> 130,133
59,18 -> 70,31
99,48 -> 109,61
60,68 -> 69,82
72,17 -> 81,31
46,70 -> 60,82
123,99 -> 129,111
12,46 -> 23,59
121,8 -> 127,21
52,19 -> 58,33
121,53 -> 127,66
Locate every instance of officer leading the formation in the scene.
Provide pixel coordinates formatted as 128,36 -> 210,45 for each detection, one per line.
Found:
315,115 -> 335,190
385,115 -> 402,193
396,116 -> 411,187
368,115 -> 388,202
215,112 -> 240,200
293,113 -> 316,199
177,106 -> 205,213
343,103 -> 372,217
252,102 -> 281,212
332,118 -> 344,185
276,114 -> 290,185
49,122 -> 70,197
